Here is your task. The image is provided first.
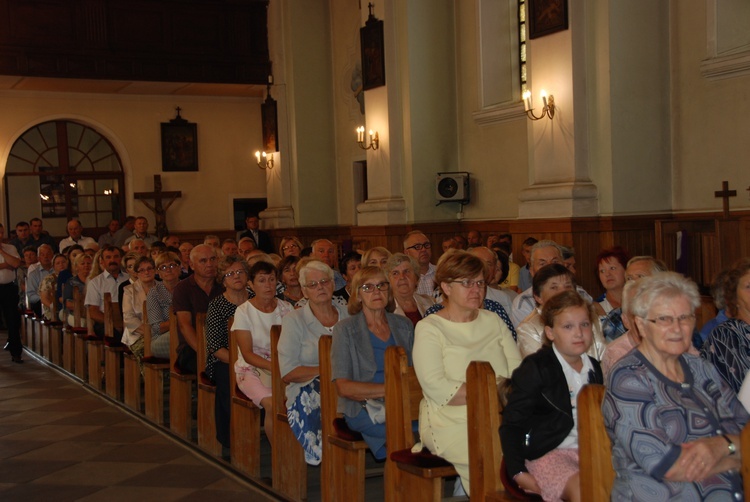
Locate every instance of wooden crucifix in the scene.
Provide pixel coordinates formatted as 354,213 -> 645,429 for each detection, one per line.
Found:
134,175 -> 182,238
714,181 -> 737,219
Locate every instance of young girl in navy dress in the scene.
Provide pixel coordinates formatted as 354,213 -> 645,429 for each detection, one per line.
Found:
500,290 -> 604,502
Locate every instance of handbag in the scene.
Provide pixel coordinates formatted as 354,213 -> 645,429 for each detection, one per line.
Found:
365,398 -> 386,424
253,367 -> 273,388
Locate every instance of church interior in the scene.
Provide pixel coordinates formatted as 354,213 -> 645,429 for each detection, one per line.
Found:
2,0 -> 750,500
0,0 -> 747,294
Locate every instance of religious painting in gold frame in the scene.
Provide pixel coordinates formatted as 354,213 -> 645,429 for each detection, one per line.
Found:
161,109 -> 199,172
528,0 -> 568,40
360,8 -> 385,90
261,93 -> 279,153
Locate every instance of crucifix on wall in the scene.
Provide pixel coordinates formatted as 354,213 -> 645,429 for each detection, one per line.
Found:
714,180 -> 737,219
134,175 -> 182,238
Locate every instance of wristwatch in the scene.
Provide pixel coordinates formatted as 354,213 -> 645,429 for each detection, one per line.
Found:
721,434 -> 736,456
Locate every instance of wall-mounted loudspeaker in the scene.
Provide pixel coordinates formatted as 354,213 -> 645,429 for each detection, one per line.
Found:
436,172 -> 470,204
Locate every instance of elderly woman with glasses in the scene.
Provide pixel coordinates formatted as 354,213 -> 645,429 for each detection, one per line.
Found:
205,255 -> 250,452
146,252 -> 182,359
603,272 -> 748,500
413,251 -> 521,496
279,236 -> 303,258
121,256 -> 157,365
331,265 -> 414,460
383,253 -> 434,327
278,259 -> 349,464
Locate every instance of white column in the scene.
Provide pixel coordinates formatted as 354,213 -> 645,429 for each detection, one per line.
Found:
517,0 -> 599,218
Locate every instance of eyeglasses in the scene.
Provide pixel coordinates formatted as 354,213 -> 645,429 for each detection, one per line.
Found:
303,278 -> 332,289
360,282 -> 390,293
451,279 -> 486,289
126,263 -> 136,270
641,314 -> 696,327
137,267 -> 155,274
224,269 -> 247,279
282,243 -> 300,251
158,263 -> 179,272
405,242 -> 431,251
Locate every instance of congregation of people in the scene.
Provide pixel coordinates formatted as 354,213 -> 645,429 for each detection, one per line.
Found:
6,213 -> 750,502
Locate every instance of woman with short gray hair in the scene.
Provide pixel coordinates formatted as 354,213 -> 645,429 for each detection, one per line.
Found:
604,272 -> 747,500
383,253 -> 434,327
278,259 -> 348,464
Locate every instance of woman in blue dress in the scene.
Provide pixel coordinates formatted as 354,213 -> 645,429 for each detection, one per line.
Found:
331,266 -> 414,459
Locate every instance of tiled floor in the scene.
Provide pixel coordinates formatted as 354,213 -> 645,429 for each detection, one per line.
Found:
0,348 -> 279,502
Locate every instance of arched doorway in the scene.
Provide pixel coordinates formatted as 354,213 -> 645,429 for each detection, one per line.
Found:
4,120 -> 125,239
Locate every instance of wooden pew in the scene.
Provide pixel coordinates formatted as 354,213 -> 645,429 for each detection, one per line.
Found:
142,299 -> 169,424
270,324 -> 307,500
122,302 -> 144,412
384,345 -> 457,502
742,422 -> 750,496
228,318 -> 262,477
577,384 -> 614,502
465,360 -> 519,502
40,297 -> 64,365
169,308 -> 196,439
319,334 -> 369,502
103,293 -> 126,400
70,287 -> 89,379
25,309 -> 39,354
62,286 -> 86,373
196,312 -> 222,456
85,298 -> 105,390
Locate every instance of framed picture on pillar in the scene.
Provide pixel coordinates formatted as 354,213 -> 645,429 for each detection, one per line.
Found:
528,0 -> 568,39
360,8 -> 385,90
161,108 -> 199,171
261,93 -> 279,153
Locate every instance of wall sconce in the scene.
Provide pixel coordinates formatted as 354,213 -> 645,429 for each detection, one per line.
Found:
523,90 -> 555,120
356,126 -> 379,150
255,151 -> 274,170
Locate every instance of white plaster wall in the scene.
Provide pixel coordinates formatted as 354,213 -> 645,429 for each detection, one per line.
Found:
587,0 -> 672,216
0,91 -> 263,236
285,0 -> 338,227
445,0 -> 530,221
671,0 -> 750,213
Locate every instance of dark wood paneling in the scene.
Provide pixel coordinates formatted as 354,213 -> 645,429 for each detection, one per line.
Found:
194,211 -> 747,300
0,0 -> 269,84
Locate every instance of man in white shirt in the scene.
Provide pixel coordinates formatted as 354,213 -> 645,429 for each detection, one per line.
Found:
0,224 -> 22,363
403,230 -> 437,297
26,244 -> 54,316
511,240 -> 592,326
59,219 -> 95,253
85,245 -> 129,338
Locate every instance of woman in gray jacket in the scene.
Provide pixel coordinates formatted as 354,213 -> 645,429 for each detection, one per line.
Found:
331,265 -> 415,459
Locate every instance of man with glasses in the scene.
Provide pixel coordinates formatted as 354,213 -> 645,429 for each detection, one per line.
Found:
403,230 -> 437,296
85,245 -> 129,338
171,244 -> 223,374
